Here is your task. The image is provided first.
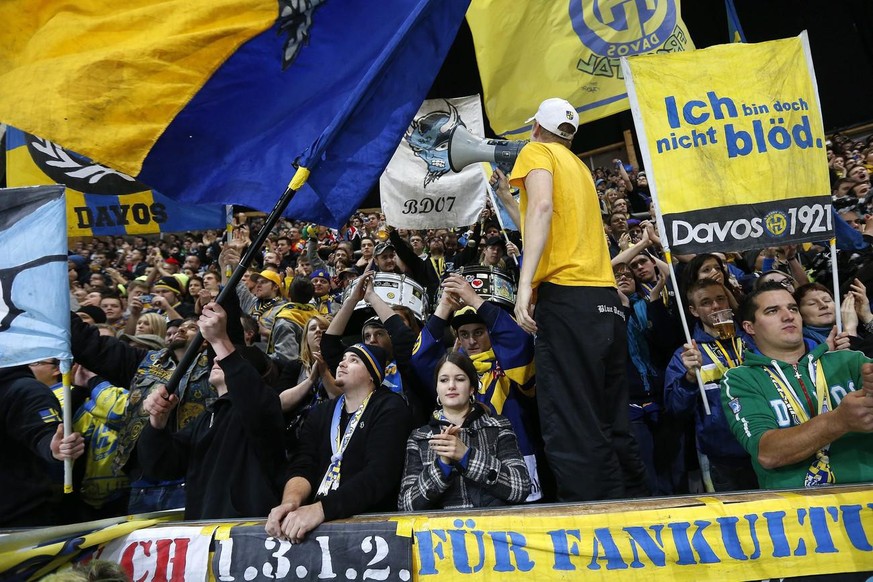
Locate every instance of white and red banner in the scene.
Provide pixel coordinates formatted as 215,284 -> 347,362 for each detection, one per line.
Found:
97,525 -> 215,582
380,95 -> 488,229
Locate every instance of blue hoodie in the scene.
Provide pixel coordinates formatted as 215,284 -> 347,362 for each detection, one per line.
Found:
663,324 -> 750,460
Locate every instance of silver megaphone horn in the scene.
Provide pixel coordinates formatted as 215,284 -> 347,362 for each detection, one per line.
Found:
447,126 -> 526,173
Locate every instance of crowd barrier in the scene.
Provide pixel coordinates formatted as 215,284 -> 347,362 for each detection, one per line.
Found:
2,485 -> 872,580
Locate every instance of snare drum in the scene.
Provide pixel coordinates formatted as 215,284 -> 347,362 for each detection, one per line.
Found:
440,266 -> 517,310
345,272 -> 429,321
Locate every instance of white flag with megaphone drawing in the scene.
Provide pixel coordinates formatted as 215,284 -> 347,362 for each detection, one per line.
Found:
380,95 -> 488,229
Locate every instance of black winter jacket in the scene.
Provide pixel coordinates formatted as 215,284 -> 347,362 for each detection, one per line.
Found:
138,350 -> 286,520
287,388 -> 411,521
0,366 -> 63,526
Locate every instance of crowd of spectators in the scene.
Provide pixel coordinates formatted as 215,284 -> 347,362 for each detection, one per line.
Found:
3,130 -> 873,534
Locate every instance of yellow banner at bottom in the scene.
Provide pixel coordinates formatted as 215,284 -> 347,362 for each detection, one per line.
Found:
395,490 -> 873,580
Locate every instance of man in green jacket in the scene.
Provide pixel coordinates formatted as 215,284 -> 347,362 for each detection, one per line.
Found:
721,282 -> 873,489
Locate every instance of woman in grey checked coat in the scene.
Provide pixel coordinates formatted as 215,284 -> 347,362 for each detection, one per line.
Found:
398,351 -> 530,510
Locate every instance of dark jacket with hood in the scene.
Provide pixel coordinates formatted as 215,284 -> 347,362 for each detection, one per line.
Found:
137,350 -> 286,520
287,387 -> 411,521
0,366 -> 63,526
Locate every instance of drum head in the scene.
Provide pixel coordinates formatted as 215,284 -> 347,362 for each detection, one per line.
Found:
345,272 -> 428,320
456,266 -> 516,309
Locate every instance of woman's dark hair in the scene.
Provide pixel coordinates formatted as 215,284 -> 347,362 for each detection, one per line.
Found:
391,305 -> 421,336
793,282 -> 833,304
186,275 -> 203,294
683,253 -> 727,288
433,351 -> 479,398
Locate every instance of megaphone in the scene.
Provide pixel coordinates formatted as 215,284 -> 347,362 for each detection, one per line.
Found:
448,126 -> 526,173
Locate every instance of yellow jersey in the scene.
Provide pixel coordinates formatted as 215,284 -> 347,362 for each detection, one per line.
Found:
510,142 -> 614,289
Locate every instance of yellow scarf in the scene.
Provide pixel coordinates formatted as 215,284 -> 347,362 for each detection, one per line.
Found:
469,349 -> 509,414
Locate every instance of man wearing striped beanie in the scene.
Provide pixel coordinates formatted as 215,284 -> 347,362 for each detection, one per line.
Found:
266,342 -> 411,543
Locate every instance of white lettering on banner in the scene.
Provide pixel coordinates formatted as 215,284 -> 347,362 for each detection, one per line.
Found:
212,524 -> 410,582
786,204 -> 833,236
671,203 -> 832,246
672,218 -> 764,246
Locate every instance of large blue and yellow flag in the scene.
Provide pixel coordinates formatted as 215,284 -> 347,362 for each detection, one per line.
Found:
6,127 -> 226,237
0,0 -> 470,227
0,186 -> 71,367
466,0 -> 694,136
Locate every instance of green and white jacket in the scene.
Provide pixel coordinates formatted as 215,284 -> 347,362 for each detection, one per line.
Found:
721,342 -> 873,490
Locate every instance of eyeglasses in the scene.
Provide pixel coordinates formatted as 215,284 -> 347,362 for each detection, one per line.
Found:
614,271 -> 633,280
28,360 -> 58,367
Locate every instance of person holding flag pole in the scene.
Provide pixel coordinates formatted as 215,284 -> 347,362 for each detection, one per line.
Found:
621,33 -> 841,419
151,2 -> 472,398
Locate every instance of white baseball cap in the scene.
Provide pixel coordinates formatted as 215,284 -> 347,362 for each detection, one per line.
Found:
526,98 -> 579,140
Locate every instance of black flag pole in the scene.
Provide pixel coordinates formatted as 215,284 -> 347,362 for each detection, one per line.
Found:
163,167 -> 310,395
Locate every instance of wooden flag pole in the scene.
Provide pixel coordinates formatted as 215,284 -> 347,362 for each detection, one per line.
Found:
60,358 -> 74,493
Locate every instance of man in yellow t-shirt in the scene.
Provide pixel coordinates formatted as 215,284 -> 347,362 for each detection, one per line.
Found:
510,98 -> 647,502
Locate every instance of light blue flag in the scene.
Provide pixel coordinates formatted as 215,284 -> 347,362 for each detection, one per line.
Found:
0,186 -> 72,367
491,184 -> 519,231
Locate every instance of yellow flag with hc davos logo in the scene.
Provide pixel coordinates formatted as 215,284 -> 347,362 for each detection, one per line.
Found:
466,0 -> 694,137
622,33 -> 832,254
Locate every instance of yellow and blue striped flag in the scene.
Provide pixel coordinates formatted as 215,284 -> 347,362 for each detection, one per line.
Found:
6,127 -> 226,237
0,0 -> 470,227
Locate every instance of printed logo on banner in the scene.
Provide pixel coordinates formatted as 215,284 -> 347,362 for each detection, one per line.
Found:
25,132 -> 149,195
665,199 -> 832,254
6,127 -> 227,236
764,211 -> 789,237
623,34 -> 833,254
405,102 -> 464,188
380,95 -> 487,230
277,0 -> 326,69
570,0 -> 678,58
466,1 -> 693,135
